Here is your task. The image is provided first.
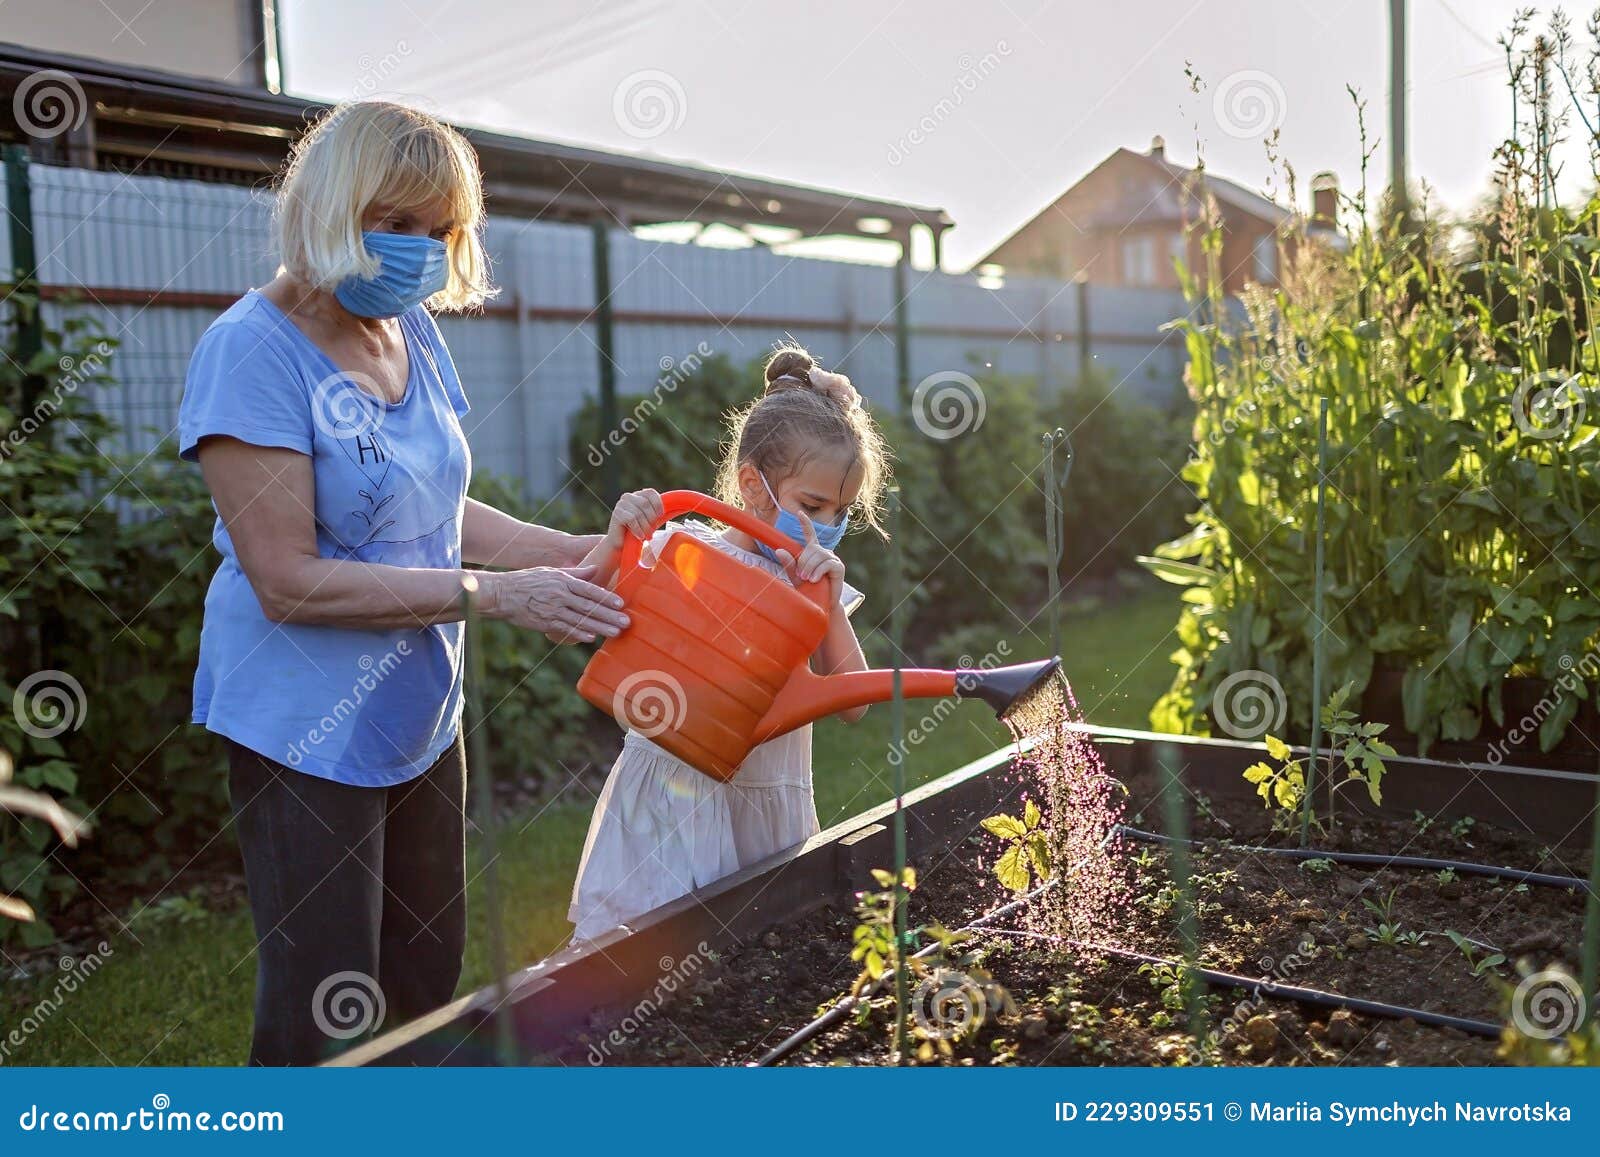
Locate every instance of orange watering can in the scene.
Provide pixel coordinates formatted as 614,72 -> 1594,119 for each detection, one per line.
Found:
577,490 -> 1061,782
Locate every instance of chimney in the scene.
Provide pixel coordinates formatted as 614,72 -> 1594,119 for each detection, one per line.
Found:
1149,134 -> 1166,161
1311,171 -> 1338,227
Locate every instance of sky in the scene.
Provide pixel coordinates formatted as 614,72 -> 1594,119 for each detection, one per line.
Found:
280,0 -> 1593,270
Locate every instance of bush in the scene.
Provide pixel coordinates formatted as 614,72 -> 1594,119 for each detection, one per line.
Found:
0,310 -> 616,942
0,305 -> 1186,944
567,354 -> 1191,659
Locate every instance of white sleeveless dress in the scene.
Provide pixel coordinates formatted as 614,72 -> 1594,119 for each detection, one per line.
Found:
567,520 -> 863,943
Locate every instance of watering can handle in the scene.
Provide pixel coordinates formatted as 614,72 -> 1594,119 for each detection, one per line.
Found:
616,489 -> 833,612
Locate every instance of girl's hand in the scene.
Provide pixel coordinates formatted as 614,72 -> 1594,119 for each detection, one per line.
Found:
771,511 -> 845,604
578,489 -> 665,589
605,488 -> 665,548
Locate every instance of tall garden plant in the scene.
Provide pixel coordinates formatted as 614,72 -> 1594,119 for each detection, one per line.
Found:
1148,17 -> 1600,756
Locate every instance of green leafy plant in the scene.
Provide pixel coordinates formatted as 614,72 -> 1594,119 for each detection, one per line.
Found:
1299,857 -> 1335,875
1243,735 -> 1305,812
981,798 -> 1051,893
1445,930 -> 1507,977
850,867 -> 916,989
1360,889 -> 1425,947
847,866 -> 1012,1061
1145,28 -> 1600,757
1242,683 -> 1395,831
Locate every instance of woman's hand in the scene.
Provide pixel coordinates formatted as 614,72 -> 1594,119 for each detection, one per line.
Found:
770,512 -> 845,605
483,565 -> 630,643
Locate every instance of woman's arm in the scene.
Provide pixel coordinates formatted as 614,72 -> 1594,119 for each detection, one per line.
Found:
462,498 -> 601,569
197,437 -> 629,641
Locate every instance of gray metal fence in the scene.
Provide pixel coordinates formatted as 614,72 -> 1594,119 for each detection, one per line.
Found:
3,160 -> 1189,499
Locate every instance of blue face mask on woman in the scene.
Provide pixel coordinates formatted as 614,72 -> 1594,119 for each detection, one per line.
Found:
753,472 -> 850,565
334,231 -> 450,318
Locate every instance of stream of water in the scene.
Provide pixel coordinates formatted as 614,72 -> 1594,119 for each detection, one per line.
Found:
1003,672 -> 1129,942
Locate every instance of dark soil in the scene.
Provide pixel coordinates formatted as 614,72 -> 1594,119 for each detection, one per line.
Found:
549,767 -> 1594,1067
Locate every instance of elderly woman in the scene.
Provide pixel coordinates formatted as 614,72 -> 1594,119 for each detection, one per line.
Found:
178,101 -> 632,1065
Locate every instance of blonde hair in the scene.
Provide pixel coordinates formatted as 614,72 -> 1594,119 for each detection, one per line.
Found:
273,100 -> 494,310
714,344 -> 894,537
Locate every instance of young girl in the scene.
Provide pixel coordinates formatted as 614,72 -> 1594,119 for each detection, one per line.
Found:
568,344 -> 893,942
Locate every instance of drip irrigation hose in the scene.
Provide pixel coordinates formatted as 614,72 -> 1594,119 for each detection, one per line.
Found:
1117,825 -> 1593,892
984,929 -> 1504,1040
757,835 -> 1116,1067
760,867 -> 1506,1067
752,883 -> 1051,1067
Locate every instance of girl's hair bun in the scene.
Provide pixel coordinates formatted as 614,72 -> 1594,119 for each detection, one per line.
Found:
763,345 -> 816,394
761,343 -> 859,410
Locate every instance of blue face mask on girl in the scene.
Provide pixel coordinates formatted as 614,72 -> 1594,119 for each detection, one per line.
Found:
753,471 -> 850,565
334,231 -> 450,318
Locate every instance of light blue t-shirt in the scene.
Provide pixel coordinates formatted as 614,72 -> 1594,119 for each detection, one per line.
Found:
178,291 -> 472,786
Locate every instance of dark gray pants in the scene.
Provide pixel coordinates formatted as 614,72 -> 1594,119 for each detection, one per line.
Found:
226,736 -> 467,1065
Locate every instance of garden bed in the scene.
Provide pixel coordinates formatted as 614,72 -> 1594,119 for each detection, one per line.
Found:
344,729 -> 1596,1068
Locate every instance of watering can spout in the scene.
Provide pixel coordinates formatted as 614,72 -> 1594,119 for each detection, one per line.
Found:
749,657 -> 1064,746
953,656 -> 1061,716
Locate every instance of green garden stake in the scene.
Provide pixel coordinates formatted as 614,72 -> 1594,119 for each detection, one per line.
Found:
887,486 -> 910,1062
1041,428 -> 1072,661
462,577 -> 516,1066
1156,742 -> 1207,1050
1582,763 -> 1600,1030
1300,398 -> 1330,847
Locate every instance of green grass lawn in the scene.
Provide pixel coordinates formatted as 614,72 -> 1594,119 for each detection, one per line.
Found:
6,588 -> 1176,1066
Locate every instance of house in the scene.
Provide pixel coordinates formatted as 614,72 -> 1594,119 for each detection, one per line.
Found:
978,137 -> 1338,294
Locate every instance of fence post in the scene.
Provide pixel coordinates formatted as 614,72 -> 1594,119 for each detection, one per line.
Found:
894,239 -> 912,411
4,144 -> 43,418
590,220 -> 619,504
3,143 -> 47,679
511,233 -> 539,502
1074,272 -> 1091,386
839,265 -> 858,382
